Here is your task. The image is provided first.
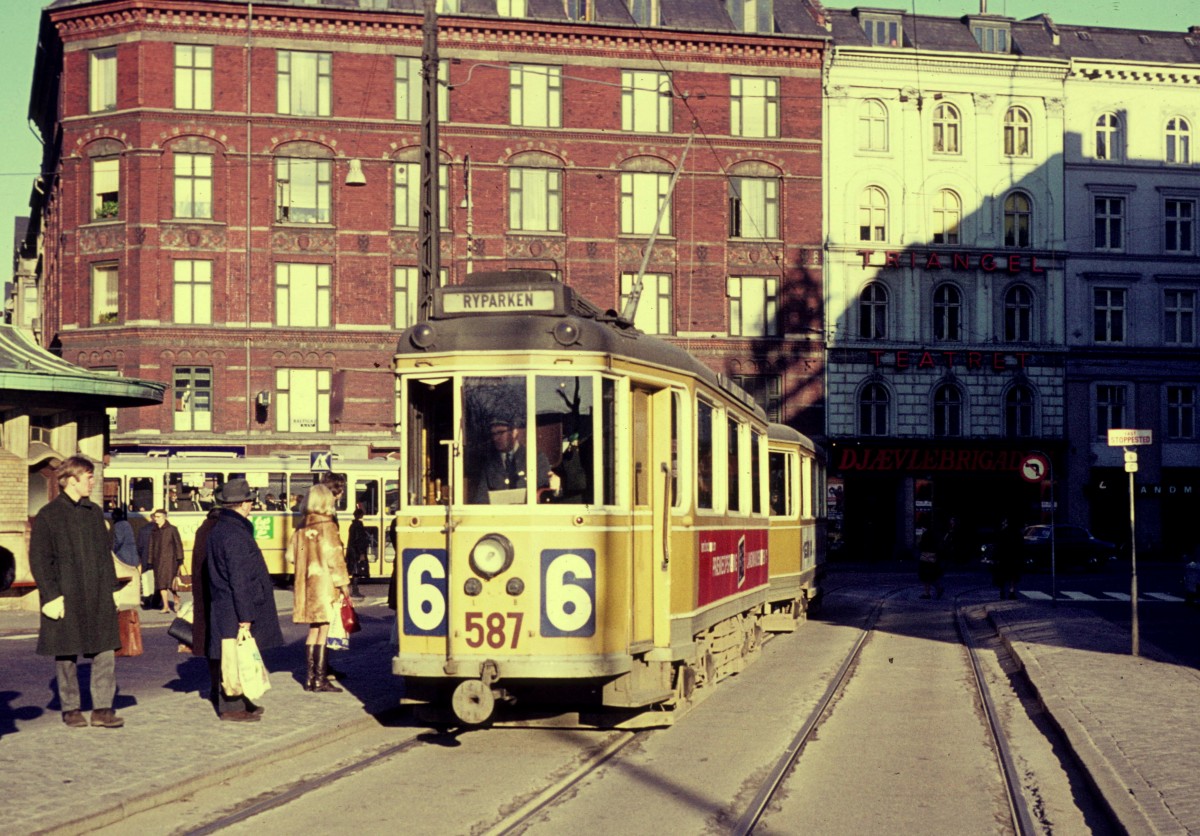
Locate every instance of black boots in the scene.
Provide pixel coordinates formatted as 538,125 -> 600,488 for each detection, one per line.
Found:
305,644 -> 342,693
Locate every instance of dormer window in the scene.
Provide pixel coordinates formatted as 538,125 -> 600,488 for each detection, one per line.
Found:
627,0 -> 658,26
563,0 -> 592,20
726,0 -> 773,33
861,13 -> 902,47
971,20 -> 1010,53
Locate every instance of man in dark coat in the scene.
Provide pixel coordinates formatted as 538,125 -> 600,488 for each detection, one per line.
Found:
204,478 -> 284,722
29,456 -> 125,729
190,507 -> 221,709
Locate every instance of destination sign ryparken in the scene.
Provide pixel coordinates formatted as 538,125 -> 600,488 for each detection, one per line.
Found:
442,289 -> 557,314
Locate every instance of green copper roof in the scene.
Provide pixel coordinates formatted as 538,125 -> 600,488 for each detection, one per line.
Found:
0,326 -> 164,410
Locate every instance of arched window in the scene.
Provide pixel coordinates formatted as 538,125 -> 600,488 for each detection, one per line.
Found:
1167,117 -> 1191,164
933,383 -> 962,437
1003,192 -> 1032,248
1004,384 -> 1034,438
858,186 -> 887,242
858,99 -> 888,151
1003,107 -> 1031,157
1095,112 -> 1122,161
1004,284 -> 1033,342
859,382 -> 889,436
932,189 -> 961,244
858,282 -> 888,339
932,103 -> 960,154
933,284 -> 962,340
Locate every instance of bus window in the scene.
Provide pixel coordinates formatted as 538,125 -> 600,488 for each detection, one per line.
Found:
406,378 -> 453,506
354,479 -> 379,515
536,376 -> 595,505
288,473 -> 348,511
130,477 -> 155,513
102,478 -> 121,512
168,472 -> 222,511
384,480 -> 399,514
257,472 -> 288,511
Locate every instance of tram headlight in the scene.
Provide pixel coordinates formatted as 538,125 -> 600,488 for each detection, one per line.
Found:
552,320 -> 580,346
463,578 -> 483,596
505,577 -> 525,596
469,534 -> 514,580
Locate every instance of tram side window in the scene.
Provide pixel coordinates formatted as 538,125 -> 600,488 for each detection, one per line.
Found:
751,429 -> 763,515
536,375 -> 595,505
465,375 -> 546,505
129,477 -> 155,513
406,378 -> 453,506
166,472 -> 217,511
288,473 -> 348,511
258,473 -> 288,510
727,417 -> 741,512
602,378 -> 617,506
697,400 -> 714,510
769,451 -> 792,516
354,479 -> 379,515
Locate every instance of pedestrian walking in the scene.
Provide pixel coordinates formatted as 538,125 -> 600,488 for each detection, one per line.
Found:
148,509 -> 184,613
205,479 -> 284,722
992,517 -> 1023,600
291,484 -> 351,693
29,456 -> 125,729
346,507 -> 369,599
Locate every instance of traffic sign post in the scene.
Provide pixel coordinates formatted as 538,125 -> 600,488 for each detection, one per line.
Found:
1107,429 -> 1151,657
1021,452 -> 1056,603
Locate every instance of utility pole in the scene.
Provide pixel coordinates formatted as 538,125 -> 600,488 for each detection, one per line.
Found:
417,0 -> 441,321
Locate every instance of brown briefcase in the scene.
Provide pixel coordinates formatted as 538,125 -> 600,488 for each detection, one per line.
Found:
115,608 -> 143,657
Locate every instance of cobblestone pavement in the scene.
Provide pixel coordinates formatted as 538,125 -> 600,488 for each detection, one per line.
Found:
2,587 -> 1198,834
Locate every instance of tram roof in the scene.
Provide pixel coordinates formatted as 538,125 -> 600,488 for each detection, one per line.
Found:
396,270 -> 765,420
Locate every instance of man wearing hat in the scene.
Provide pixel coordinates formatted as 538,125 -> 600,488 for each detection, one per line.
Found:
203,478 -> 284,721
470,416 -> 554,504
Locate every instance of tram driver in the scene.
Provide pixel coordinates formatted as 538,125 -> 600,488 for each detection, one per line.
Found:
469,417 -> 557,504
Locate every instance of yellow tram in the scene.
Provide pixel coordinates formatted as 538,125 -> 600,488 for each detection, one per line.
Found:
393,270 -> 824,726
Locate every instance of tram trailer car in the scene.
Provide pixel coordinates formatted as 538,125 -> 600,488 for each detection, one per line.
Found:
393,270 -> 825,726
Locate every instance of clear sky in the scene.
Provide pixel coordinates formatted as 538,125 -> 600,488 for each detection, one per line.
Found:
1,0 -> 1197,258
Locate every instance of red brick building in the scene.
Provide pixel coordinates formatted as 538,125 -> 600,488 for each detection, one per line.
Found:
27,0 -> 827,456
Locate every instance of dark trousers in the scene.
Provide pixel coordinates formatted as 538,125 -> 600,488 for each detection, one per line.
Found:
56,650 -> 116,712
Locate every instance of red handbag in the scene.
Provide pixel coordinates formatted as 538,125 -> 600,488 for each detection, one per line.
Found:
115,609 -> 143,657
340,594 -> 361,634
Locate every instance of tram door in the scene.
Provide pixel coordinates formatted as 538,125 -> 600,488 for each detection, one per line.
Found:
630,385 -> 669,651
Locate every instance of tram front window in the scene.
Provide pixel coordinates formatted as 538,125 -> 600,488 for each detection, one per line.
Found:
536,376 -> 595,505
465,376 -> 548,505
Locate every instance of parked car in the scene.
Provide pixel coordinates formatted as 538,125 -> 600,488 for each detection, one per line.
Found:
1021,524 -> 1118,571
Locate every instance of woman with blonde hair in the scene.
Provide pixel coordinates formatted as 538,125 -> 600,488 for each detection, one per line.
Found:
291,484 -> 351,692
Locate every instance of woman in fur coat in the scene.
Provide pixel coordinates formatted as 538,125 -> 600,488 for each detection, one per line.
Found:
291,484 -> 350,692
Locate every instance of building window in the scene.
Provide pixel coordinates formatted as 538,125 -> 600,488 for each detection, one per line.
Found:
730,76 -> 779,138
174,45 -> 212,111
627,0 -> 659,26
1164,289 -> 1195,345
731,375 -> 782,423
933,284 -> 962,340
90,48 -> 117,113
394,162 -> 449,228
729,177 -> 778,240
1165,198 -> 1194,253
859,282 -> 888,339
395,57 -> 448,122
859,382 -> 889,436
1093,197 -> 1124,251
620,171 -> 672,236
1004,284 -> 1033,342
1095,384 -> 1126,437
1166,117 -> 1191,164
92,158 -> 120,220
858,186 -> 887,242
174,153 -> 212,219
1003,107 -> 1031,156
1004,192 -> 1032,248
497,0 -> 527,15
931,189 -> 961,244
275,158 -> 330,224
92,263 -> 119,325
173,260 -> 212,325
857,99 -> 888,151
1167,385 -> 1196,439
174,366 -> 212,432
860,14 -> 900,47
933,384 -> 962,437
275,263 -> 331,328
972,22 -> 1010,53
619,272 -> 672,334
276,368 -> 331,433
621,71 -> 671,133
277,51 -> 331,117
509,168 -> 562,232
932,103 -> 961,154
726,0 -> 773,33
1005,384 -> 1034,438
1095,113 -> 1122,161
394,266 -> 447,329
510,64 -> 561,129
728,277 -> 778,337
1093,287 -> 1126,343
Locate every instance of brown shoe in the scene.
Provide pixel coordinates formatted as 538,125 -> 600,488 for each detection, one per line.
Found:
90,708 -> 125,728
62,709 -> 87,728
219,710 -> 261,722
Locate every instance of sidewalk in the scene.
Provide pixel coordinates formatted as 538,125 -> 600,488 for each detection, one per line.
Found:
989,601 -> 1200,835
